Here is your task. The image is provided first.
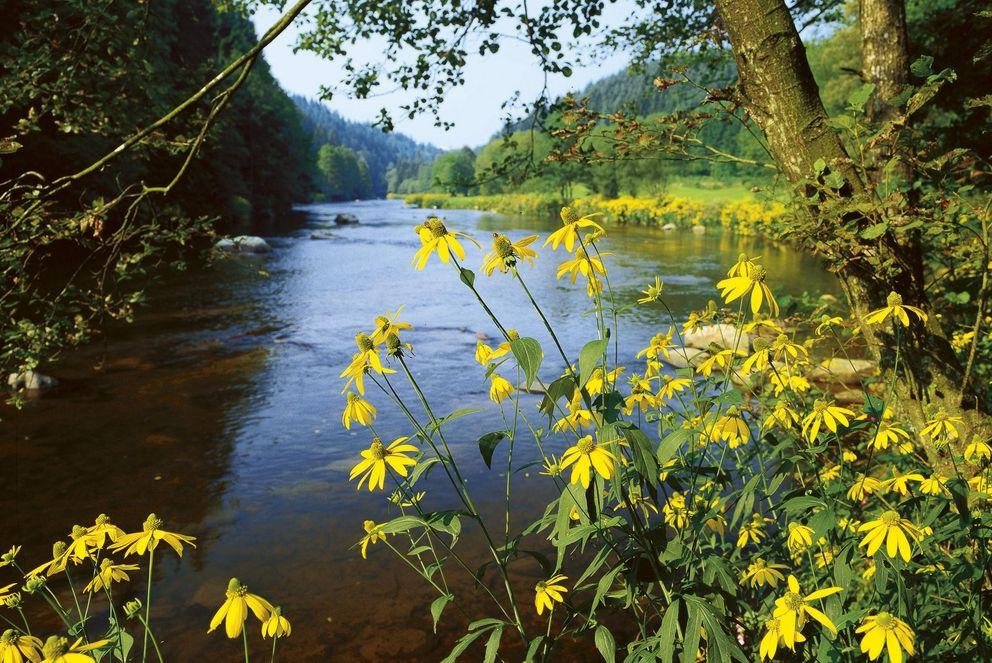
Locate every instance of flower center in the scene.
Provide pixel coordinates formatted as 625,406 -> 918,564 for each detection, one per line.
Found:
812,399 -> 829,415
576,437 -> 595,454
493,233 -> 514,259
96,513 -> 110,525
347,392 -> 360,404
356,333 -> 373,352
425,218 -> 448,238
42,636 -> 69,657
880,510 -> 901,526
52,541 -> 67,557
1,629 -> 16,644
783,592 -> 804,611
875,612 -> 895,630
71,524 -> 87,538
750,267 -> 767,284
886,291 -> 903,307
560,206 -> 580,225
370,438 -> 387,460
143,514 -> 163,531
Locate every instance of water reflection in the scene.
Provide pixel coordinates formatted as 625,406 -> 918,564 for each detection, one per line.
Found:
1,199 -> 834,659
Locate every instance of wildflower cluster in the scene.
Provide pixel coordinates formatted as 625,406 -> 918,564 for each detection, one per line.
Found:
341,206 -> 990,662
1,514 -> 290,661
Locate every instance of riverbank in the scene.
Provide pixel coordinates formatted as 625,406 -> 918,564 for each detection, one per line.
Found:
395,190 -> 789,237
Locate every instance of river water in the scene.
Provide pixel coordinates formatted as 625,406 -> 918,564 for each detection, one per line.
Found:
1,199 -> 834,660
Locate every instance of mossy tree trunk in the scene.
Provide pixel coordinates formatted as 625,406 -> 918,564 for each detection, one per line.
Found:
713,0 -> 986,457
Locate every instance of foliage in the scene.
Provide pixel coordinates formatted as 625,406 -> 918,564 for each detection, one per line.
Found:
315,144 -> 372,200
0,0 -> 310,379
338,209 -> 992,661
431,148 -> 477,196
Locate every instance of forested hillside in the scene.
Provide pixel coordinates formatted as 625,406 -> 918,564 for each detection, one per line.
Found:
2,0 -> 311,230
293,97 -> 441,199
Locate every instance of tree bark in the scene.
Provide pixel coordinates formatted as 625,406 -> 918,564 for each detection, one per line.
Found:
713,0 -> 987,459
860,0 -> 910,125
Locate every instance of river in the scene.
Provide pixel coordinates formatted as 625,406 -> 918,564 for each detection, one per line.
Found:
1,199 -> 835,660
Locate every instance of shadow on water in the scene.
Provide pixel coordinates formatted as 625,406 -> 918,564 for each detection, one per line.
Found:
1,199 -> 835,659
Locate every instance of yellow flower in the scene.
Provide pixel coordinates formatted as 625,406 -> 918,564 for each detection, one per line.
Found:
858,510 -> 923,562
24,543 -> 70,578
772,575 -> 843,649
0,630 -> 43,663
657,374 -> 692,400
819,463 -> 842,484
489,373 -> 514,403
637,276 -> 664,304
964,437 -> 991,462
856,612 -> 915,663
370,308 -> 413,345
539,455 -> 562,477
787,522 -> 815,554
39,636 -> 108,663
737,513 -> 774,548
475,339 -> 510,365
482,233 -> 538,275
869,421 -> 911,451
637,329 -> 675,362
584,366 -> 624,396
919,410 -> 963,442
759,617 -> 805,661
708,408 -> 750,448
342,392 -> 376,429
208,578 -> 274,639
261,606 -> 292,639
359,520 -> 387,559
727,253 -> 760,278
349,437 -> 418,491
883,469 -> 924,496
544,206 -> 603,252
696,349 -> 743,377
663,492 -> 690,529
560,435 -> 616,488
110,514 -> 196,558
847,475 -> 884,501
741,558 -> 788,588
553,393 -> 596,432
801,399 -> 854,442
412,217 -> 478,269
83,559 -> 139,594
624,389 -> 658,415
815,314 -> 845,335
340,332 -> 395,395
919,473 -> 948,496
716,266 -> 779,317
0,546 -> 20,568
84,515 -> 124,550
556,248 -> 606,285
764,402 -> 800,432
534,574 -> 568,615
864,291 -> 927,327
64,526 -> 94,563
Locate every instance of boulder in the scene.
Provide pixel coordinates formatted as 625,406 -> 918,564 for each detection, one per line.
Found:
309,231 -> 335,240
7,370 -> 58,391
333,213 -> 359,225
682,323 -> 751,352
663,347 -> 709,369
661,223 -> 677,231
214,236 -> 271,254
833,389 -> 867,406
691,224 -> 706,234
809,358 -> 877,384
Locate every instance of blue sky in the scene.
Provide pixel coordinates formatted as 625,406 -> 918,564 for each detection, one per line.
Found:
250,5 -> 632,149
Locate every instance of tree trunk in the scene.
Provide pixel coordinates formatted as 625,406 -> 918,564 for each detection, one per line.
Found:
860,0 -> 910,125
713,0 -> 987,461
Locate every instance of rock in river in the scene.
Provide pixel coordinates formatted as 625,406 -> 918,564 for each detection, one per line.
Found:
682,323 -> 751,351
7,370 -> 58,391
214,236 -> 271,254
334,213 -> 359,225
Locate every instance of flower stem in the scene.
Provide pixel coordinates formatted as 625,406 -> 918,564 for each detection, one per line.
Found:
142,548 -> 154,663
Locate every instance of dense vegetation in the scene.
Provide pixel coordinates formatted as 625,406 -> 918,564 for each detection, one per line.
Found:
294,96 -> 441,200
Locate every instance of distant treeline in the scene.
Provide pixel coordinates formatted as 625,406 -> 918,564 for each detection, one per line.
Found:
409,0 -> 989,199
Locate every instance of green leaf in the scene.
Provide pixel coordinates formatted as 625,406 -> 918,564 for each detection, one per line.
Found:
510,337 -> 543,387
459,267 -> 475,287
478,431 -> 507,469
483,625 -> 503,663
657,428 -> 688,467
525,637 -> 545,661
658,599 -> 681,663
441,623 -> 496,663
681,599 -> 703,663
430,594 -> 454,632
824,171 -> 846,189
539,375 -> 576,424
847,83 -> 876,112
910,55 -> 934,78
813,158 -> 827,175
860,223 -> 888,240
427,408 -> 482,433
591,565 -> 624,615
594,625 -> 616,663
783,496 -> 826,514
578,338 -> 608,386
